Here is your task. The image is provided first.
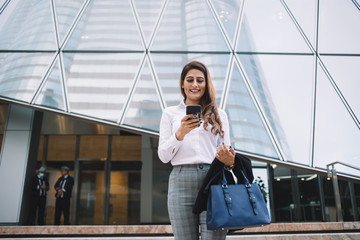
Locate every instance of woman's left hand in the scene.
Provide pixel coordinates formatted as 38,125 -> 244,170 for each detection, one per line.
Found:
216,143 -> 235,166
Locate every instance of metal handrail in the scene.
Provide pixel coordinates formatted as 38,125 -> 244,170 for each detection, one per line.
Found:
326,161 -> 360,177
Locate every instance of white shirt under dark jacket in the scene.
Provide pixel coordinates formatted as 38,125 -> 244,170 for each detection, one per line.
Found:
158,100 -> 231,165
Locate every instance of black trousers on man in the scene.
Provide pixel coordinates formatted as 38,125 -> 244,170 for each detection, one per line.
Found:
54,198 -> 70,225
28,196 -> 46,225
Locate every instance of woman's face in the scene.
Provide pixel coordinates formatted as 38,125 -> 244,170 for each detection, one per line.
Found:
182,69 -> 206,104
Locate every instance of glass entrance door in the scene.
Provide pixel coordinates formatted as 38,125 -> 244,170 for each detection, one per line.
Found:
77,166 -> 105,225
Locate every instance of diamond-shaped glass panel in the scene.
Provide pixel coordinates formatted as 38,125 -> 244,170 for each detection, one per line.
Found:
0,0 -> 57,50
314,63 -> 360,175
0,53 -> 55,102
237,0 -> 311,53
151,0 -> 229,52
123,59 -> 162,132
225,61 -> 278,158
35,57 -> 65,110
64,0 -> 143,50
63,53 -> 143,121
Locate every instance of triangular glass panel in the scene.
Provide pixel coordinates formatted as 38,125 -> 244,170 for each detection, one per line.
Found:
133,0 -> 165,45
151,0 -> 229,52
63,53 -> 143,122
54,0 -> 86,44
0,0 -> 57,50
314,63 -> 360,176
123,59 -> 162,132
320,56 -> 360,118
237,54 -> 314,164
211,0 -> 242,44
237,0 -> 311,53
319,0 -> 360,54
225,61 -> 278,158
64,0 -> 143,50
151,53 -> 230,107
283,0 -> 317,47
0,52 -> 55,102
35,58 -> 65,110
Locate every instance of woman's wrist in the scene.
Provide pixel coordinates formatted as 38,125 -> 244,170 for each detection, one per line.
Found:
226,156 -> 235,167
175,130 -> 184,141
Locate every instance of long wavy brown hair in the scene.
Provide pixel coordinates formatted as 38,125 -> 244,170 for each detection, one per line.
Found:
180,61 -> 224,138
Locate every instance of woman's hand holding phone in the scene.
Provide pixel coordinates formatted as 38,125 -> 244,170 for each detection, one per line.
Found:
175,114 -> 201,141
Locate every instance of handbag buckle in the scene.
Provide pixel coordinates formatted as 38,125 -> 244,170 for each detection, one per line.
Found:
222,184 -> 228,189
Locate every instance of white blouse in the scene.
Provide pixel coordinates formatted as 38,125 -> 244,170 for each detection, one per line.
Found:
158,100 -> 231,165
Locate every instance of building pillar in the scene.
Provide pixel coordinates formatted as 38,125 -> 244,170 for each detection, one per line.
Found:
0,105 -> 35,224
291,169 -> 302,221
349,182 -> 359,221
140,136 -> 153,223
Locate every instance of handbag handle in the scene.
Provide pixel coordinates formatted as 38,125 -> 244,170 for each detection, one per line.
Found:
221,167 -> 258,216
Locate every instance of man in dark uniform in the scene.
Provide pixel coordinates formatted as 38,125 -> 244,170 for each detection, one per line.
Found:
27,166 -> 49,225
54,166 -> 74,225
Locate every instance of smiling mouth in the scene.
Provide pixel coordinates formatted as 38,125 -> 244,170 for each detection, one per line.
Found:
190,89 -> 200,93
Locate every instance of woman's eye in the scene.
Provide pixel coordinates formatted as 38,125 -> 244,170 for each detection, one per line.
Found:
186,79 -> 193,82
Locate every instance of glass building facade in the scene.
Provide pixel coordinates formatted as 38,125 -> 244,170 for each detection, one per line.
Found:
0,0 -> 359,225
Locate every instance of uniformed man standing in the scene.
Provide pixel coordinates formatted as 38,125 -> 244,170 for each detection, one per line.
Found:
27,166 -> 49,225
54,166 -> 74,225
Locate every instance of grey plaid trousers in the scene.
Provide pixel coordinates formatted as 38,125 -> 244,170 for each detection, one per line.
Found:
168,164 -> 227,240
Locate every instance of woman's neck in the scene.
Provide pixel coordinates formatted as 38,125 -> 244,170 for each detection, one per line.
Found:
185,99 -> 200,105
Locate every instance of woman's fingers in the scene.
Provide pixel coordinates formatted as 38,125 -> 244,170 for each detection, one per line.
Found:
229,147 -> 235,155
217,144 -> 234,157
184,118 -> 200,127
217,143 -> 227,153
181,114 -> 194,121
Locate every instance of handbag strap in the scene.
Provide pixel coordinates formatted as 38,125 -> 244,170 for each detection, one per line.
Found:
237,167 -> 258,215
221,167 -> 258,216
221,168 -> 233,216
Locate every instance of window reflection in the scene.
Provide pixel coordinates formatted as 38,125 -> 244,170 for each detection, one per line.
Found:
64,0 -> 143,50
238,54 -> 314,164
133,0 -> 165,44
226,61 -> 278,158
63,53 -> 143,122
0,53 -> 55,102
270,165 -> 322,222
237,0 -> 311,52
314,65 -> 360,175
211,0 -> 242,42
0,0 -> 56,50
151,0 -> 229,51
0,103 -> 8,155
35,58 -> 65,110
123,60 -> 162,132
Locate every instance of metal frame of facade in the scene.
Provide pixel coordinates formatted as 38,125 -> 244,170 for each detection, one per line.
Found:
0,0 -> 359,200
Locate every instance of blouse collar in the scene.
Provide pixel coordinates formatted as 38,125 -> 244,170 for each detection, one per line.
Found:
179,99 -> 186,109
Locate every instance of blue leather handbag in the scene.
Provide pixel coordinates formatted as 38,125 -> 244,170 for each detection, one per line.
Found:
206,167 -> 270,230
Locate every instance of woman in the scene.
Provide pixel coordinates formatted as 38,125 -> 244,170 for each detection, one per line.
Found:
158,61 -> 235,240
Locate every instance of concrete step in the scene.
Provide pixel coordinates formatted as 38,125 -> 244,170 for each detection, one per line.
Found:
1,222 -> 359,239
3,233 -> 360,240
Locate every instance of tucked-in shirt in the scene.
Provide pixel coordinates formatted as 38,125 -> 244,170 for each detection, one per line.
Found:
158,100 -> 231,165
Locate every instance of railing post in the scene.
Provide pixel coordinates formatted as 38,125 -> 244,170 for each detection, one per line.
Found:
330,167 -> 343,222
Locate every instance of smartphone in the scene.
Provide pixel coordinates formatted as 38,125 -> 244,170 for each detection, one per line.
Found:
186,105 -> 201,119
